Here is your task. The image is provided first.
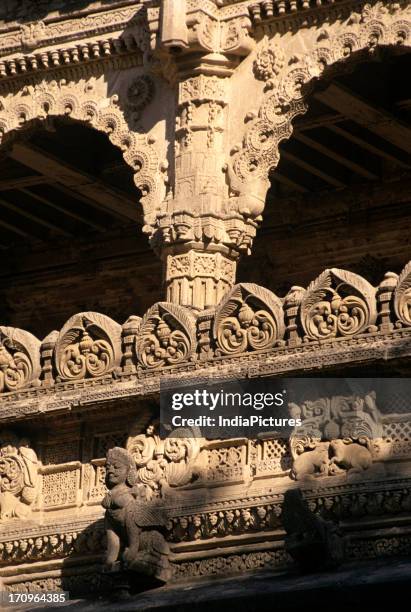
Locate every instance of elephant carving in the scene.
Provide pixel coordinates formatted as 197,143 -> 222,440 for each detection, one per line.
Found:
291,441 -> 330,481
329,439 -> 373,474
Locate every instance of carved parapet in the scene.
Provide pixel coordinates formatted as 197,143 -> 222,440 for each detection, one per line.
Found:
214,283 -> 285,356
0,263 -> 409,392
54,312 -> 122,382
0,431 -> 39,521
300,268 -> 377,341
136,302 -> 197,369
0,327 -> 41,393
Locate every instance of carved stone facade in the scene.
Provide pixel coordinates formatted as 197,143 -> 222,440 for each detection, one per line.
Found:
0,0 -> 410,604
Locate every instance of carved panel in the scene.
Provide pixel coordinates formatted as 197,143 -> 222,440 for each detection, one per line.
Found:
214,283 -> 285,356
126,426 -> 204,494
289,391 -> 383,480
41,468 -> 79,509
54,312 -> 122,382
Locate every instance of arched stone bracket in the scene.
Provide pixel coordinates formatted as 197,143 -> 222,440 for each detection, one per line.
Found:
228,1 -> 411,205
0,69 -> 166,231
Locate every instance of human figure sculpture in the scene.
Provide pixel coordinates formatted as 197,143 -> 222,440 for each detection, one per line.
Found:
102,447 -> 171,584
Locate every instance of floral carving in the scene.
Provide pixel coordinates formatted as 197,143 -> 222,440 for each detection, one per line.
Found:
394,261 -> 411,326
126,75 -> 154,116
126,426 -> 204,497
136,302 -> 196,369
0,327 -> 41,393
0,431 -> 39,521
54,312 -> 122,382
300,268 -> 377,341
253,42 -> 285,82
214,283 -> 285,356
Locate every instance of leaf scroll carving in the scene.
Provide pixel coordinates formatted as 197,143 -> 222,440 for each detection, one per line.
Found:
214,283 -> 285,356
0,327 -> 41,393
300,268 -> 377,341
394,260 -> 411,326
54,312 -> 122,381
135,302 -> 196,369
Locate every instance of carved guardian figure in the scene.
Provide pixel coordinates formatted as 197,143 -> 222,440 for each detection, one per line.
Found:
102,447 -> 171,584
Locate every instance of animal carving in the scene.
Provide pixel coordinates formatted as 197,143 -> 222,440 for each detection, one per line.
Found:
291,441 -> 330,481
329,439 -> 373,474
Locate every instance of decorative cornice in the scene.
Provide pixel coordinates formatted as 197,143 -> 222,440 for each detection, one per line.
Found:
0,3 -> 150,58
0,262 -> 409,418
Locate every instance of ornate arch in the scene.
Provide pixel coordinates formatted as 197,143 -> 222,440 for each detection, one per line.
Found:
0,72 -> 163,230
229,2 -> 411,202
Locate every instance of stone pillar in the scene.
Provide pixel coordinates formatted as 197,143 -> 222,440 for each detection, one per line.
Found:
151,0 -> 257,309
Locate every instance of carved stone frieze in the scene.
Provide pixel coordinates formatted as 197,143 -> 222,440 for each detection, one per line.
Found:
54,312 -> 122,382
289,391 -> 383,481
0,431 -> 39,521
0,262 -> 407,393
136,302 -> 197,369
214,282 -> 285,356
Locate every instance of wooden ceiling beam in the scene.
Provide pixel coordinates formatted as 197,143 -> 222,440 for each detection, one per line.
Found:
0,196 -> 73,238
315,83 -> 411,154
0,175 -> 53,191
294,132 -> 379,180
0,217 -> 35,239
327,123 -> 411,168
281,150 -> 346,188
10,143 -> 140,223
21,187 -> 107,233
269,171 -> 308,193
